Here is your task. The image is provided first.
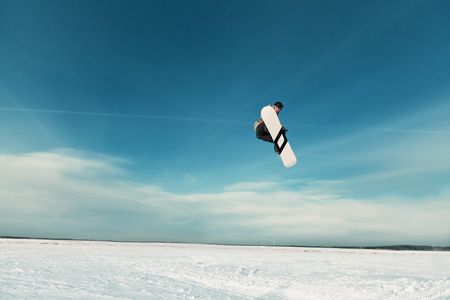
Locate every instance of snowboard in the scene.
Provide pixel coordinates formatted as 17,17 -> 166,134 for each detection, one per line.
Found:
261,106 -> 297,168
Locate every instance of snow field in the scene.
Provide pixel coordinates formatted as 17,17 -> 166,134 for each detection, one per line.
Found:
0,238 -> 449,299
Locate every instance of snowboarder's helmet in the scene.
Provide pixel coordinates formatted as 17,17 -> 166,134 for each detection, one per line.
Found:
274,102 -> 284,110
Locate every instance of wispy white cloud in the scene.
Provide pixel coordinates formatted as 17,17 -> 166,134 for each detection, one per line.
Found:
183,174 -> 199,183
0,149 -> 449,246
225,181 -> 279,192
296,101 -> 450,198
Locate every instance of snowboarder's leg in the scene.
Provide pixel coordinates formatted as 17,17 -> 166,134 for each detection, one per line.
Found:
255,122 -> 273,143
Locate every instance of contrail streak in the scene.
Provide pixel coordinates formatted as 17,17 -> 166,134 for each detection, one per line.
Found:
2,107 -> 448,134
0,107 -> 248,125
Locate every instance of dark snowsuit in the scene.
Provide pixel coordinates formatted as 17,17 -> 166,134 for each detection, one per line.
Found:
255,121 -> 273,143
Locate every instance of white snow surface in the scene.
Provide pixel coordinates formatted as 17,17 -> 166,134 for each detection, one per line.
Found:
1,239 -> 449,299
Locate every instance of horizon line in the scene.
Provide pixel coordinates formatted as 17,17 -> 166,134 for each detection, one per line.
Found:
1,236 -> 448,251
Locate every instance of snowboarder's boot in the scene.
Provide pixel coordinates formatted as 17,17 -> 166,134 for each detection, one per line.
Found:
274,144 -> 281,155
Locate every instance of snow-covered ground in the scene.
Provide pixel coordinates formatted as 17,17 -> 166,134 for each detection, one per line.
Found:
0,238 -> 449,299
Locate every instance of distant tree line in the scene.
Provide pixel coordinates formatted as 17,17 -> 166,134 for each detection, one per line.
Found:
317,245 -> 450,251
358,245 -> 450,251
283,244 -> 450,251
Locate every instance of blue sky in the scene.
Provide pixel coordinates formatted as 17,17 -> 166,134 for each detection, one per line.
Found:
1,0 -> 449,246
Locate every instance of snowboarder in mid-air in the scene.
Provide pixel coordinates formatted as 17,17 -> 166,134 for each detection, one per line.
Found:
254,101 -> 287,154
